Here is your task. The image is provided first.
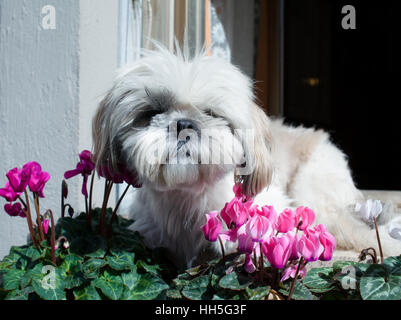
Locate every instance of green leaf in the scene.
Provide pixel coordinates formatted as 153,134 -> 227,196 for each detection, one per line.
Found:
360,264 -> 401,300
121,268 -> 140,291
31,264 -> 67,300
218,272 -> 253,291
166,289 -> 182,299
136,260 -> 161,276
107,250 -> 135,271
85,249 -> 106,259
122,273 -> 169,300
5,286 -> 34,300
181,275 -> 210,300
303,267 -> 334,292
74,284 -> 102,300
246,286 -> 271,300
280,280 -> 316,300
82,258 -> 107,279
94,272 -> 123,300
3,269 -> 25,290
383,256 -> 401,276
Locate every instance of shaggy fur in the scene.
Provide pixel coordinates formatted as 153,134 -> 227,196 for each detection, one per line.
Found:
92,46 -> 401,268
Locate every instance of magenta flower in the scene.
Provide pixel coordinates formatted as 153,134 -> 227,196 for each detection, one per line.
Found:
4,202 -> 25,218
98,163 -> 142,188
23,162 -> 50,198
277,208 -> 296,233
237,225 -> 256,254
244,253 -> 256,273
262,234 -> 293,269
6,167 -> 30,193
295,206 -> 315,231
281,262 -> 307,282
286,231 -> 301,261
201,211 -> 223,242
42,219 -> 50,234
0,182 -> 21,202
245,212 -> 272,242
314,224 -> 337,261
220,198 -> 250,229
64,150 -> 95,198
259,205 -> 278,225
297,229 -> 324,262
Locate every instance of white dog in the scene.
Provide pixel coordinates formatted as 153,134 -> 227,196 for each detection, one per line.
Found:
92,46 -> 401,267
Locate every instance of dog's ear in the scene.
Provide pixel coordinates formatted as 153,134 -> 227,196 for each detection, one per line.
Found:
92,94 -> 114,171
236,103 -> 273,197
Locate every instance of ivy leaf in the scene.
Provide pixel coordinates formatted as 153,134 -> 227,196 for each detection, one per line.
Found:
136,260 -> 161,276
82,258 -> 107,279
218,272 -> 253,291
107,250 -> 135,271
5,286 -> 34,300
181,275 -> 210,300
303,267 -> 335,292
94,271 -> 123,300
74,284 -> 102,300
84,249 -> 106,259
360,264 -> 401,300
3,268 -> 25,290
122,273 -> 169,300
280,280 -> 317,300
30,263 -> 67,300
121,268 -> 140,291
246,286 -> 271,300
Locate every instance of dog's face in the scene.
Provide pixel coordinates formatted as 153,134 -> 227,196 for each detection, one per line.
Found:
93,48 -> 273,196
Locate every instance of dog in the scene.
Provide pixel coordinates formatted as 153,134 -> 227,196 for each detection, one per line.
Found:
92,45 -> 401,268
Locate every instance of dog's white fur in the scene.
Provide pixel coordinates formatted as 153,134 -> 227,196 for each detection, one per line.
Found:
92,46 -> 401,268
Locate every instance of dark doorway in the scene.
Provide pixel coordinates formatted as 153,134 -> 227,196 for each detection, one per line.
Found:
283,0 -> 401,190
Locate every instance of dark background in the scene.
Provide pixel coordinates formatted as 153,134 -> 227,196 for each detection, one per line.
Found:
283,0 -> 401,190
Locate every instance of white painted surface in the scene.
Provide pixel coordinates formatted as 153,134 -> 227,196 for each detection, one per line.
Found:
79,0 -> 119,210
0,0 -> 119,258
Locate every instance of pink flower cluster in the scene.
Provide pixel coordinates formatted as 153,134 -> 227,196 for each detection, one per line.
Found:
0,162 -> 50,217
201,183 -> 336,280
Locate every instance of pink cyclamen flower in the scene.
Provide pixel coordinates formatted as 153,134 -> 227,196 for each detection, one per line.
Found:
276,208 -> 297,233
23,162 -> 50,198
297,229 -> 324,262
286,231 -> 301,261
201,211 -> 222,242
262,234 -> 293,269
237,225 -> 256,254
64,150 -> 95,198
313,224 -> 337,261
281,261 -> 307,282
98,163 -> 142,188
245,213 -> 273,243
6,167 -> 30,193
220,198 -> 250,229
244,254 -> 256,273
0,182 -> 21,202
295,206 -> 316,231
42,219 -> 50,235
259,205 -> 278,225
4,202 -> 25,218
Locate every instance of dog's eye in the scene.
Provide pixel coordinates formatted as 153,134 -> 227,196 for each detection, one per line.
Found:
204,109 -> 216,117
132,109 -> 161,128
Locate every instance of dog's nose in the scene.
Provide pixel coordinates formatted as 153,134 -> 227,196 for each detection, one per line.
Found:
176,119 -> 196,133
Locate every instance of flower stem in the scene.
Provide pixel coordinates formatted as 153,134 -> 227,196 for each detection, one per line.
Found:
88,170 -> 95,227
218,235 -> 226,263
287,257 -> 304,300
48,210 -> 57,265
106,184 -> 131,238
259,242 -> 264,272
99,180 -> 113,237
33,193 -> 45,243
24,190 -> 38,248
373,217 -> 384,263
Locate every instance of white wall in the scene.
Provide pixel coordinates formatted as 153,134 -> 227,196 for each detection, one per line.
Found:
0,0 -> 119,258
